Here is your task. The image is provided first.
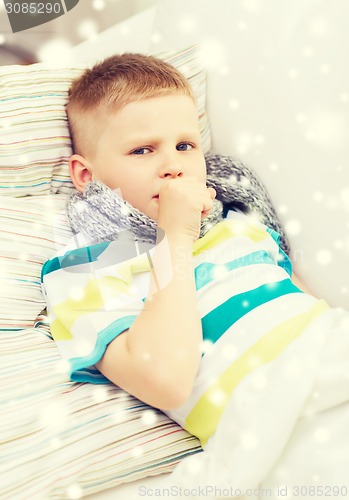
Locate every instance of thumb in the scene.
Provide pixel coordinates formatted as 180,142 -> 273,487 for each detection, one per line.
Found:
207,187 -> 216,200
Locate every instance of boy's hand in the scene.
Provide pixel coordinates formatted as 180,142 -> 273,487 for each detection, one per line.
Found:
157,177 -> 216,243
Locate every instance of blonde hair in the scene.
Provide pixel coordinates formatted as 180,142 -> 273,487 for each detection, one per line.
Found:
66,52 -> 196,161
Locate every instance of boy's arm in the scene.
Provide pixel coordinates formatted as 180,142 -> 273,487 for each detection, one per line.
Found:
96,232 -> 202,411
96,177 -> 214,411
291,271 -> 317,297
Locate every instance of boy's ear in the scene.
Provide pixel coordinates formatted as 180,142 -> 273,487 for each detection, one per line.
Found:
69,154 -> 94,192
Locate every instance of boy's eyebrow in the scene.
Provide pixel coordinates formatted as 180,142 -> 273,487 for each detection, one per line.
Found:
122,131 -> 200,146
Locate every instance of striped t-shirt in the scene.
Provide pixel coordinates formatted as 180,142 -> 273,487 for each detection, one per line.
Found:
41,210 -> 330,447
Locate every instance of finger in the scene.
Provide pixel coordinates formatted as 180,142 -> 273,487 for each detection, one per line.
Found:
207,187 -> 216,200
201,208 -> 212,219
201,196 -> 214,216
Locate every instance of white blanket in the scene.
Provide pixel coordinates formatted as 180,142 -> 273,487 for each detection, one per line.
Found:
156,306 -> 349,499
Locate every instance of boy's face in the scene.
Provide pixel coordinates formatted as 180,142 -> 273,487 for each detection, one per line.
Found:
69,94 -> 207,221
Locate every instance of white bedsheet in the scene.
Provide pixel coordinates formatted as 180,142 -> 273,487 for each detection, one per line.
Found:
153,305 -> 349,499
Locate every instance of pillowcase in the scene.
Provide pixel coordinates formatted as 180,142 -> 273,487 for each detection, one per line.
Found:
0,45 -> 211,197
0,194 -> 202,494
0,194 -> 202,495
1,321 -> 202,497
0,194 -> 73,330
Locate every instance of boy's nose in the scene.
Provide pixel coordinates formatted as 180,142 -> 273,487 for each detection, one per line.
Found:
159,149 -> 185,178
160,161 -> 183,178
163,166 -> 183,178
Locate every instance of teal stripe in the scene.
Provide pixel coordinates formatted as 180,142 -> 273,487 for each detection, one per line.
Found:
265,227 -> 292,276
194,250 -> 274,290
0,182 -> 49,189
1,93 -> 67,102
70,370 -> 110,384
201,278 -> 302,345
265,226 -> 280,243
0,328 -> 23,331
277,246 -> 292,276
41,241 -> 110,280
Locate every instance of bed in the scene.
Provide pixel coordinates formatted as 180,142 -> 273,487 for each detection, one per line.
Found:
1,1 -> 348,498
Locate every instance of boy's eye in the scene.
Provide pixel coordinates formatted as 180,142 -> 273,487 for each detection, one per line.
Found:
177,143 -> 193,151
131,147 -> 151,155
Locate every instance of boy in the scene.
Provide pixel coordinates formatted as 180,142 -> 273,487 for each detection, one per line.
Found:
41,53 -> 325,448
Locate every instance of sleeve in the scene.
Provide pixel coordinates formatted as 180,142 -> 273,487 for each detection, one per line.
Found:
41,240 -> 151,384
264,226 -> 293,277
225,209 -> 293,277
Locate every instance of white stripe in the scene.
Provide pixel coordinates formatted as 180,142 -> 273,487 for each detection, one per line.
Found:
197,263 -> 292,317
163,293 -> 321,424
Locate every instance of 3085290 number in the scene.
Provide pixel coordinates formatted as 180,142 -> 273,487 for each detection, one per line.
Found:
5,2 -> 63,15
292,485 -> 348,497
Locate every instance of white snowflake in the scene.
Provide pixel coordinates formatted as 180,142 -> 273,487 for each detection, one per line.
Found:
250,373 -> 268,390
39,401 -> 69,431
92,386 -> 109,403
320,64 -> 330,74
340,188 -> 349,211
285,219 -> 302,236
77,19 -> 98,40
221,343 -> 238,359
313,426 -> 330,444
212,265 -> 229,281
201,339 -> 214,355
303,46 -> 314,57
269,162 -> 279,172
184,456 -> 203,474
229,99 -> 240,110
313,191 -> 324,203
92,0 -> 106,11
240,431 -> 258,450
237,21 -> 248,31
141,409 -> 158,425
254,134 -> 265,146
278,204 -> 288,215
288,68 -> 299,79
49,437 -> 62,451
151,32 -> 162,44
235,131 -> 253,155
241,0 -> 263,13
37,38 -> 73,64
209,388 -> 227,407
309,17 -> 328,37
68,286 -> 85,301
198,39 -> 228,71
66,483 -> 83,500
178,16 -> 197,33
305,111 -> 347,150
316,249 -> 332,265
131,446 -> 144,458
296,112 -> 307,123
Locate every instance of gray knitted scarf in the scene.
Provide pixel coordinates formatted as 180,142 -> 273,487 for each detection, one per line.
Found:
67,154 -> 290,255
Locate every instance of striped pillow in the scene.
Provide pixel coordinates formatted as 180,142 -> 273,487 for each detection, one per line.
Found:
0,194 -> 73,330
0,193 -> 202,495
1,324 -> 201,498
0,45 -> 211,197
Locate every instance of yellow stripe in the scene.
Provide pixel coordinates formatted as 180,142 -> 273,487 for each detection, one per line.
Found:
51,276 -> 134,341
50,319 -> 73,341
184,299 -> 330,447
192,219 -> 269,256
117,253 -> 152,284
